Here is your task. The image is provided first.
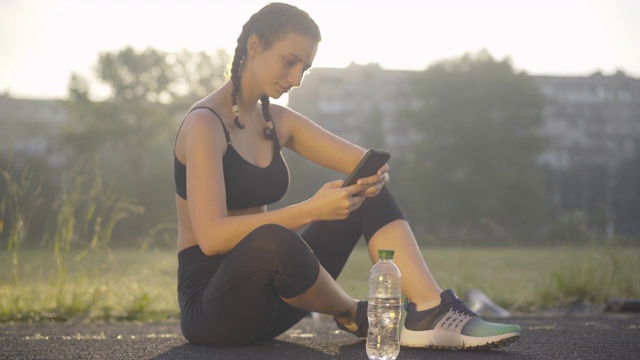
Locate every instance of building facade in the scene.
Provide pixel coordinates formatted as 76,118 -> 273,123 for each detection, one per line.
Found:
0,94 -> 70,167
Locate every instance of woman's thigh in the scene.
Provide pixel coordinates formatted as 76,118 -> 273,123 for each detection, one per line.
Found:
181,224 -> 319,345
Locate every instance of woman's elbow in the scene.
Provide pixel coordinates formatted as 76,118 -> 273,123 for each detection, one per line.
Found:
197,239 -> 228,256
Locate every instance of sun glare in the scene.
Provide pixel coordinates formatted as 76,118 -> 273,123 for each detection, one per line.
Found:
0,0 -> 638,99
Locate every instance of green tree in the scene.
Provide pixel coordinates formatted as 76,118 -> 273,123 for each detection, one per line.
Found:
64,47 -> 230,241
403,50 -> 548,243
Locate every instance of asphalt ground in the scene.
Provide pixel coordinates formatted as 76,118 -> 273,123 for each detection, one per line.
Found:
1,314 -> 638,360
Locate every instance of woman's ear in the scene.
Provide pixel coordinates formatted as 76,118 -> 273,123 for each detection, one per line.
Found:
246,34 -> 264,59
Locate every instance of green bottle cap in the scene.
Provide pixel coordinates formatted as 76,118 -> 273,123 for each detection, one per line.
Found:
378,249 -> 395,260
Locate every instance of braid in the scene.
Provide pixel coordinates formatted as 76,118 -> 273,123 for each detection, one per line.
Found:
260,95 -> 275,140
230,3 -> 321,136
230,31 -> 248,129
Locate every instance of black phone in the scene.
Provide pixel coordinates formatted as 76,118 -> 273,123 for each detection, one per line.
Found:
342,149 -> 391,187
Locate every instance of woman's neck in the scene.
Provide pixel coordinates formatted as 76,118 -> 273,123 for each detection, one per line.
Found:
237,71 -> 265,107
220,81 -> 262,123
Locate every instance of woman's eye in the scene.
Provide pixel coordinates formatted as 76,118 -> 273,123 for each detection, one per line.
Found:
284,59 -> 296,68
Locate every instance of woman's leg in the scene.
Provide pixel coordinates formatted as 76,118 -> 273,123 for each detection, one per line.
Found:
367,220 -> 443,310
266,187 -> 409,337
283,265 -> 359,323
179,224 -> 359,345
306,185 -> 443,310
302,186 -> 407,278
272,186 -> 519,350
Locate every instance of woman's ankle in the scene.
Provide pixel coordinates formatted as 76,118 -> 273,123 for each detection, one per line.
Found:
334,301 -> 358,326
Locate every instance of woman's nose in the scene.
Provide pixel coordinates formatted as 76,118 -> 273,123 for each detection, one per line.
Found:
288,68 -> 304,87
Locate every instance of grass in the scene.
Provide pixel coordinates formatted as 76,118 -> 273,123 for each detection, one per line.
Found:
339,244 -> 640,312
1,244 -> 638,323
0,249 -> 178,322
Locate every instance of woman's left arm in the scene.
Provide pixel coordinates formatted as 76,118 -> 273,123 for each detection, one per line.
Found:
272,104 -> 389,197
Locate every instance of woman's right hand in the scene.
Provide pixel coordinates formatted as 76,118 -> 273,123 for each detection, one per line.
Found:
308,180 -> 366,221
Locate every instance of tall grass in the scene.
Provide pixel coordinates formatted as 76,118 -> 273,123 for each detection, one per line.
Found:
0,249 -> 178,322
47,158 -> 143,306
1,157 -> 145,322
1,163 -> 43,285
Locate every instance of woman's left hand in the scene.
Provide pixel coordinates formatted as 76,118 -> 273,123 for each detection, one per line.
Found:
352,164 -> 390,198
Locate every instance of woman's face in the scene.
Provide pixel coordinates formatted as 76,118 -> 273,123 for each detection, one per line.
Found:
247,32 -> 318,99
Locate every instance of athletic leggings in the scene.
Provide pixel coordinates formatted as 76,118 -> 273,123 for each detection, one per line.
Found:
177,187 -> 405,346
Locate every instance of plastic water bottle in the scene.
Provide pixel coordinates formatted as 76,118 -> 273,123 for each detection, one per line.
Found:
366,249 -> 402,360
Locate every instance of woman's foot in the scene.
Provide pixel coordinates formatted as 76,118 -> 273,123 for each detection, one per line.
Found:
334,300 -> 368,338
400,289 -> 520,350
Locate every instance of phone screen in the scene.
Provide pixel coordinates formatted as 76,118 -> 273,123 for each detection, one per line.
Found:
342,149 -> 390,187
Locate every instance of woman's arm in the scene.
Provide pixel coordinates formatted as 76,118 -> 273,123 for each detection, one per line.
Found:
273,104 -> 367,174
183,111 -> 366,256
273,104 -> 390,196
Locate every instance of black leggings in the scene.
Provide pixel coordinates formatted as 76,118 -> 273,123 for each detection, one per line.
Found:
178,187 -> 405,346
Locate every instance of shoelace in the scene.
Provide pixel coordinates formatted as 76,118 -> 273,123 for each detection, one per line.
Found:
447,297 -> 477,317
405,295 -> 478,317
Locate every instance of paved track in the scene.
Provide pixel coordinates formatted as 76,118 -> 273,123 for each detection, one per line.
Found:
1,314 -> 638,359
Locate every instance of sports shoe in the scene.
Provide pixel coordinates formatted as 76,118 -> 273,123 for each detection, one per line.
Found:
400,289 -> 520,350
334,300 -> 368,338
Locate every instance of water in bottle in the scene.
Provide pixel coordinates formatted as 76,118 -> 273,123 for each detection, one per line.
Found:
366,249 -> 402,360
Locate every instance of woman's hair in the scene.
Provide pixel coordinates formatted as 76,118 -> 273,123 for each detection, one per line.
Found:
230,2 -> 321,137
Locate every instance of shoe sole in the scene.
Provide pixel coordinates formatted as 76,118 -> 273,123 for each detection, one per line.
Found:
400,328 -> 520,350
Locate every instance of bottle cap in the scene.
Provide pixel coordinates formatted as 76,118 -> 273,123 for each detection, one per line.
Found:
378,249 -> 395,260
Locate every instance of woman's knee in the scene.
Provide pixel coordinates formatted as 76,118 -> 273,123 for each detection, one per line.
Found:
233,224 -> 318,273
237,224 -> 320,297
361,186 -> 406,241
240,224 -> 310,259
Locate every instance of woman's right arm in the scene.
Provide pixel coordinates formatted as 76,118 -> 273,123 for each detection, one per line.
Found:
183,112 -> 364,256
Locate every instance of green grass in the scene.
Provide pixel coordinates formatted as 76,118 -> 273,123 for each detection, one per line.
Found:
0,249 -> 178,322
1,245 -> 639,323
339,244 -> 640,311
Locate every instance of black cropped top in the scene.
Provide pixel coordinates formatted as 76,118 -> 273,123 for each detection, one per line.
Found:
174,107 -> 289,210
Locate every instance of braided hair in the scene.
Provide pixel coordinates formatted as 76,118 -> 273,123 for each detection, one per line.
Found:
230,2 -> 321,139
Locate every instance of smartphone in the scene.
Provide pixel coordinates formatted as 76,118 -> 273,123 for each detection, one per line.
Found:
342,149 -> 391,187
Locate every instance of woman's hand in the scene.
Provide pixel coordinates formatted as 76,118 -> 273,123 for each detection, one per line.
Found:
349,164 -> 390,198
308,180 -> 366,221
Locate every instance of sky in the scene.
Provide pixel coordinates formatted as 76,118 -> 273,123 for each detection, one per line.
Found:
1,0 -> 639,100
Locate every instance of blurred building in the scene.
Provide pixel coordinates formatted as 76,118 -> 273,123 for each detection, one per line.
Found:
534,72 -> 640,235
0,94 -> 70,167
288,64 -> 640,235
289,63 -> 421,153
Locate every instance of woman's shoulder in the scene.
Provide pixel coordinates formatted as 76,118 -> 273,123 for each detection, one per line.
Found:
182,107 -> 225,135
185,89 -> 229,121
176,101 -> 229,155
184,94 -> 229,128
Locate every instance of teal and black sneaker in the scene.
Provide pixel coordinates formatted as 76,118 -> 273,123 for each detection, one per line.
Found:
400,289 -> 520,350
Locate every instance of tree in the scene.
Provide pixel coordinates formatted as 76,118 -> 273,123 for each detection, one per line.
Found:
63,47 -> 230,240
403,50 -> 548,243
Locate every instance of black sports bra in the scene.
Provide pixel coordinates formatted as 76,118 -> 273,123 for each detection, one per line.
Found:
174,107 -> 289,210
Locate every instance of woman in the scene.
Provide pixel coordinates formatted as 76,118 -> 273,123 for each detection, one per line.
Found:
174,2 -> 520,349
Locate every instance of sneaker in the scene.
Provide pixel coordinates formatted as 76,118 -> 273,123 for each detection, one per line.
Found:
400,289 -> 520,350
335,300 -> 368,338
